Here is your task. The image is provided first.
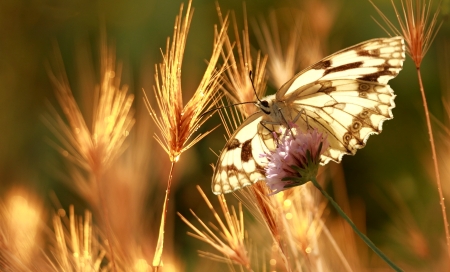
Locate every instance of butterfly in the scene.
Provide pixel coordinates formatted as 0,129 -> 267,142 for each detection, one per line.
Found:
212,37 -> 405,195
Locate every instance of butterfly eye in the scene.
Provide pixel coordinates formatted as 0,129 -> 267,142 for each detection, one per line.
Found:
261,100 -> 269,108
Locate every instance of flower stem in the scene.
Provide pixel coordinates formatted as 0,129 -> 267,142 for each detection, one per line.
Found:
416,67 -> 450,259
152,161 -> 175,269
310,177 -> 402,272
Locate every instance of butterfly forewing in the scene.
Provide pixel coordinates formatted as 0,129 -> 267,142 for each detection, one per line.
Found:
213,37 -> 405,194
278,37 -> 405,99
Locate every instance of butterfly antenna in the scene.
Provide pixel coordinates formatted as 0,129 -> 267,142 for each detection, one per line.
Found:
249,71 -> 263,103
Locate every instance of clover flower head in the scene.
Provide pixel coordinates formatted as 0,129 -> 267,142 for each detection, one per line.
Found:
263,127 -> 329,194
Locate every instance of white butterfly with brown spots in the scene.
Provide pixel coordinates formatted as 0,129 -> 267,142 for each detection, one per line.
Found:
212,36 -> 405,195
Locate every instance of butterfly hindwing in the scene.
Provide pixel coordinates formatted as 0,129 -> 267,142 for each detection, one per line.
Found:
286,79 -> 396,163
212,113 -> 275,195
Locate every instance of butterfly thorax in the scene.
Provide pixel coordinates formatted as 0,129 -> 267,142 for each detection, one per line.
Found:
257,94 -> 292,126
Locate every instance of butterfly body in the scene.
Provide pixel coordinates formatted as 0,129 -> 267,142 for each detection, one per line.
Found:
212,37 -> 405,195
257,95 -> 293,125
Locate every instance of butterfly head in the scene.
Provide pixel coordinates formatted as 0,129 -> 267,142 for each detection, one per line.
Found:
258,100 -> 270,114
256,95 -> 276,115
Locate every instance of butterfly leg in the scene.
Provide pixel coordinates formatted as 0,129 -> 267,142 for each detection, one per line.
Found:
260,120 -> 283,146
297,108 -> 312,130
288,108 -> 312,132
275,107 -> 298,136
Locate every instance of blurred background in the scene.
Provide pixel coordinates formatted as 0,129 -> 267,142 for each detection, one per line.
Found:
0,0 -> 449,271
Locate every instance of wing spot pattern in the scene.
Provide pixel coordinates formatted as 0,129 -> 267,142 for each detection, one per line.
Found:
343,133 -> 352,145
351,120 -> 362,132
357,49 -> 381,57
225,164 -> 239,178
241,139 -> 252,162
357,50 -> 370,56
227,138 -> 240,150
312,60 -> 332,69
256,164 -> 266,175
358,59 -> 400,82
323,61 -> 364,76
359,83 -> 370,91
359,110 -> 370,119
358,71 -> 395,82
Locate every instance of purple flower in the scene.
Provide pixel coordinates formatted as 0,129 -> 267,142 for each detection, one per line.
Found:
263,128 -> 329,194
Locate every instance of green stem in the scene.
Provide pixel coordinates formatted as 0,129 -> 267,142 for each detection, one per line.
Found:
310,177 -> 402,272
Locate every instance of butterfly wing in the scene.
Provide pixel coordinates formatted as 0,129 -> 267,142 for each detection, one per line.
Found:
277,37 -> 405,98
212,112 -> 276,195
213,37 -> 405,194
277,37 -> 405,163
